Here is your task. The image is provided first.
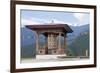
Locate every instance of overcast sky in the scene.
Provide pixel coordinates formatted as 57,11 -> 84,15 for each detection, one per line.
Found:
21,10 -> 90,27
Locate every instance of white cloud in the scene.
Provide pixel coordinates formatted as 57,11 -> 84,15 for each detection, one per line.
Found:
21,17 -> 73,27
74,13 -> 85,21
21,13 -> 89,27
22,18 -> 40,25
73,13 -> 89,26
51,18 -> 73,26
21,17 -> 44,27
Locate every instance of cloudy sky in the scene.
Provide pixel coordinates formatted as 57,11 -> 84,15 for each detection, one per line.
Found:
21,10 -> 90,27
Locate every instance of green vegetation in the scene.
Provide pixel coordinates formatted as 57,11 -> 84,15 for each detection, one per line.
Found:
21,44 -> 36,58
68,32 -> 89,56
66,48 -> 75,56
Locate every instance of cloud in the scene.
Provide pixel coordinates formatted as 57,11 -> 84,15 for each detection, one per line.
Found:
21,17 -> 73,27
51,18 -> 73,26
21,17 -> 44,27
74,13 -> 85,21
73,13 -> 90,26
22,18 -> 40,25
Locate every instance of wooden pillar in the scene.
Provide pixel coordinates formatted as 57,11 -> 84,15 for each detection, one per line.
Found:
45,35 -> 48,54
64,33 -> 67,55
64,34 -> 66,49
58,33 -> 61,52
35,32 -> 39,54
45,36 -> 48,48
48,34 -> 50,49
54,34 -> 57,49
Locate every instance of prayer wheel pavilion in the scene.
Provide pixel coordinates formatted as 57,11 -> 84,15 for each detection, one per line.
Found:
26,24 -> 73,59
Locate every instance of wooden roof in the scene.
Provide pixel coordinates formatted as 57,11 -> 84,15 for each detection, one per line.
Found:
26,24 -> 73,33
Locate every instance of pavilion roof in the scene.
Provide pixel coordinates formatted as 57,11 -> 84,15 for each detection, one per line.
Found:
26,24 -> 73,33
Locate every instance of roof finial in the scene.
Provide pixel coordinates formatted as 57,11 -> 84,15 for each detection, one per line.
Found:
51,20 -> 54,23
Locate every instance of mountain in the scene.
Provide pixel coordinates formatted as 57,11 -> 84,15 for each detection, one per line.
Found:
68,31 -> 89,56
21,27 -> 46,47
21,27 -> 45,58
67,24 -> 89,44
66,24 -> 89,56
21,44 -> 36,58
21,27 -> 35,47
